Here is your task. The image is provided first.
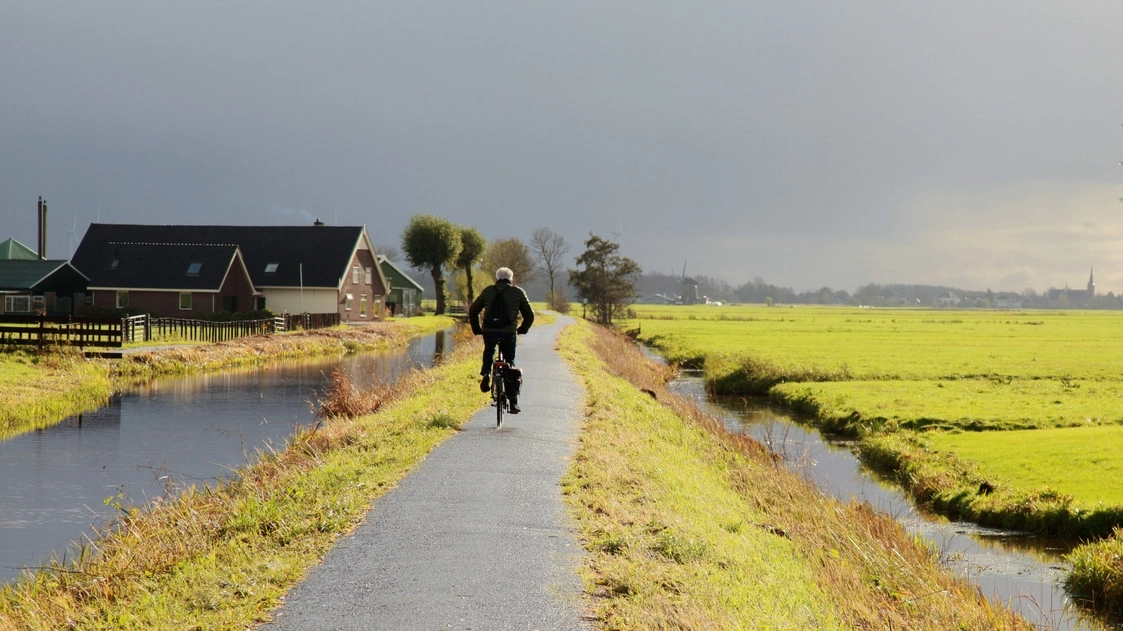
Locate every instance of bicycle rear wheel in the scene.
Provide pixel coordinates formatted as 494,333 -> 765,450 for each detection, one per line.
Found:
493,368 -> 505,428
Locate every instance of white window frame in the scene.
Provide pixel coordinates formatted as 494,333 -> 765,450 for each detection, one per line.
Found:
116,291 -> 129,309
352,266 -> 360,284
365,266 -> 373,284
179,292 -> 192,310
4,295 -> 31,313
345,293 -> 353,311
359,294 -> 367,317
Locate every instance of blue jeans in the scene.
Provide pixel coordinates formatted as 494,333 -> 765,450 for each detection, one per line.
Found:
481,332 -> 517,376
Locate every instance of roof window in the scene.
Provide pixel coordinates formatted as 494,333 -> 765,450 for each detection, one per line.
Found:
265,263 -> 279,273
186,262 -> 202,275
110,259 -> 119,269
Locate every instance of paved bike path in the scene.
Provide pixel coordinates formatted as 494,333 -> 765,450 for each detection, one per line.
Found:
260,316 -> 592,631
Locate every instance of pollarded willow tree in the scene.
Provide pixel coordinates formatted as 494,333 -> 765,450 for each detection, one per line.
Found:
401,214 -> 462,315
569,233 -> 641,326
455,226 -> 487,303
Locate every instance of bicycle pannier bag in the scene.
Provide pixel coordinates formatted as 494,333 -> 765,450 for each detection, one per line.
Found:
503,365 -> 523,398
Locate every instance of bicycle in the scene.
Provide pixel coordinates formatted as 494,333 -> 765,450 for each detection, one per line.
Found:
489,351 -> 512,427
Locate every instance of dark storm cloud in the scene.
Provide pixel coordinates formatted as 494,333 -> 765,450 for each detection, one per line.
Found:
4,1 -> 1123,291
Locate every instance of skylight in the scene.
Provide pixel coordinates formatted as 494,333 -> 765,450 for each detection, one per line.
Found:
265,263 -> 279,273
186,262 -> 202,275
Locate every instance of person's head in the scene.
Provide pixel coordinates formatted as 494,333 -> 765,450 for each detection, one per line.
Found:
495,267 -> 513,282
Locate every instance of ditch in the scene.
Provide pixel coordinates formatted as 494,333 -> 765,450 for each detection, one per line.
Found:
669,369 -> 1116,631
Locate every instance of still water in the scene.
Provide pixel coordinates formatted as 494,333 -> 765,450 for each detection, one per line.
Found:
0,331 -> 449,585
670,371 -> 1113,631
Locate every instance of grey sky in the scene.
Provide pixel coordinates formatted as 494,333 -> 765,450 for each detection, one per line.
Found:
4,1 -> 1123,294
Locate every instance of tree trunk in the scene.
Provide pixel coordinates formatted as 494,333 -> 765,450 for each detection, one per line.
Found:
431,267 -> 447,315
464,265 -> 476,303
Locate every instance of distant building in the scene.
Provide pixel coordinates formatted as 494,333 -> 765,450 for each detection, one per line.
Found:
1045,267 -> 1096,306
935,292 -> 961,307
636,293 -> 677,305
993,292 -> 1023,309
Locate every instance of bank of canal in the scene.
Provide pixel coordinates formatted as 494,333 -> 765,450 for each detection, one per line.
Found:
0,331 -> 451,585
670,370 -> 1114,631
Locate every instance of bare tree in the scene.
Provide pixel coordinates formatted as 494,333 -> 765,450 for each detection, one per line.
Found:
376,244 -> 401,262
530,227 -> 571,300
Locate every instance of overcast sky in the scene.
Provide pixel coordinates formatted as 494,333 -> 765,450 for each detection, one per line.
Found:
4,1 -> 1123,294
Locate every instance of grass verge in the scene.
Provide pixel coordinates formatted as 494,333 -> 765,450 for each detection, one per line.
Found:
0,346 -> 114,440
559,321 -> 1031,630
0,325 -> 485,631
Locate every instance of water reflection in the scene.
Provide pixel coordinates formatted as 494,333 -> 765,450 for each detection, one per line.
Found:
0,332 -> 450,585
669,372 -> 1112,631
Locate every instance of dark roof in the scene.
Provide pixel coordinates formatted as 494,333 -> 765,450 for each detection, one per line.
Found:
0,259 -> 88,290
81,243 -> 242,291
73,224 -> 369,289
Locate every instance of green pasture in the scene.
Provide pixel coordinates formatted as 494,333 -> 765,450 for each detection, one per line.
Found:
770,378 -> 1123,433
623,304 -> 1123,531
624,304 -> 1123,381
926,425 -> 1123,507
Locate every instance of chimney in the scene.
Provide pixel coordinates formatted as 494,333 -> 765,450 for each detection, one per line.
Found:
37,197 -> 47,260
313,218 -> 325,226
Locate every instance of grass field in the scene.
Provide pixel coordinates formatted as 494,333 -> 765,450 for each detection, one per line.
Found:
622,305 -> 1123,525
623,303 -> 1123,618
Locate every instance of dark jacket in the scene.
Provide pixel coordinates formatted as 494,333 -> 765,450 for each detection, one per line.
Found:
469,279 -> 534,335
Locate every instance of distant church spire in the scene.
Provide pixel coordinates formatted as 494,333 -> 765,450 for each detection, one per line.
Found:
1088,266 -> 1095,296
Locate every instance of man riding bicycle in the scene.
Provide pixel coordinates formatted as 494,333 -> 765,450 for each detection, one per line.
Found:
469,267 -> 534,413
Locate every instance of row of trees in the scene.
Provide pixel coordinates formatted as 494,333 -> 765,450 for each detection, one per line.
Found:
399,214 -> 641,325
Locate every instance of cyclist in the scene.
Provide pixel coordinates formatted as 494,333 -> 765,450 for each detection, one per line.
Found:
469,267 -> 534,413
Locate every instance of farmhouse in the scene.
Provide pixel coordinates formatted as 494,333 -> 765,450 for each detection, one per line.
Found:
71,223 -> 388,320
0,258 -> 89,315
0,237 -> 89,315
378,255 -> 424,316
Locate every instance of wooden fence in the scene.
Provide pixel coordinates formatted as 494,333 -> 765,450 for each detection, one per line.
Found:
145,317 -> 277,343
130,313 -> 341,343
0,315 -> 123,348
281,312 -> 341,331
0,312 -> 343,349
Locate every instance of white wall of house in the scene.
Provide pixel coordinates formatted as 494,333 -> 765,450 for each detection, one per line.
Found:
261,288 -> 338,314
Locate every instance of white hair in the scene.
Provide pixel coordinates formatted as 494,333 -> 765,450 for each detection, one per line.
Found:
495,267 -> 513,281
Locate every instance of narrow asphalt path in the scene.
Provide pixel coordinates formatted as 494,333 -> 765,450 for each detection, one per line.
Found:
260,316 -> 592,631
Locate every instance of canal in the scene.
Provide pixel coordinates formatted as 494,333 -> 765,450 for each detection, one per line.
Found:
670,370 -> 1114,631
0,331 -> 450,585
